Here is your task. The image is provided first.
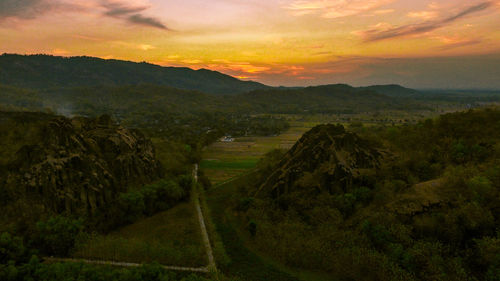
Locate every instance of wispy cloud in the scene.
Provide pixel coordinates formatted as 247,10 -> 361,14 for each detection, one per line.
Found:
128,14 -> 167,29
0,0 -> 168,30
373,9 -> 394,15
407,11 -> 439,20
0,0 -> 71,20
358,1 -> 494,42
287,0 -> 395,18
101,1 -> 169,30
438,39 -> 483,51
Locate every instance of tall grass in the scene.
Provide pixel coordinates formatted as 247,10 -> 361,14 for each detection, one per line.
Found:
74,200 -> 206,267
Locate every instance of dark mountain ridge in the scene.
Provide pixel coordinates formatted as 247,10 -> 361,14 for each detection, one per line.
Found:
0,54 -> 424,98
0,54 -> 269,95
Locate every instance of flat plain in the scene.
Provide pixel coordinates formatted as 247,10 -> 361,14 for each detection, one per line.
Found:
201,122 -> 317,185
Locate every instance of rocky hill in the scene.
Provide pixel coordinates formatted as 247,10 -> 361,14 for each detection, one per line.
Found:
256,124 -> 382,202
0,112 -> 163,215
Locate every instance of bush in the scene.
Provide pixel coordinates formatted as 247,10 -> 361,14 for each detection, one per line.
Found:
119,192 -> 146,224
0,232 -> 31,264
33,216 -> 84,256
467,176 -> 494,204
95,179 -> 189,231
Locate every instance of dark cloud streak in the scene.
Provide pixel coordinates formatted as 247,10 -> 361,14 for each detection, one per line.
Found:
103,3 -> 147,17
444,2 -> 493,23
0,0 -> 55,19
127,14 -> 168,29
0,0 -> 169,30
101,1 -> 169,30
362,1 -> 494,42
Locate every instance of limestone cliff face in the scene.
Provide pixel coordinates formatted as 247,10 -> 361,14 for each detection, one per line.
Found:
5,114 -> 163,215
257,124 -> 381,201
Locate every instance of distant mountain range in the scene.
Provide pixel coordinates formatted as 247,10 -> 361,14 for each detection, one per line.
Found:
0,54 -> 427,97
0,54 -> 269,95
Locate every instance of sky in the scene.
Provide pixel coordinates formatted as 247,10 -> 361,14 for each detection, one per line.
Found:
1,0 -> 500,89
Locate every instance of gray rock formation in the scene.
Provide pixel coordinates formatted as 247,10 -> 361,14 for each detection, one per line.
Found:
4,114 -> 163,215
257,124 -> 382,201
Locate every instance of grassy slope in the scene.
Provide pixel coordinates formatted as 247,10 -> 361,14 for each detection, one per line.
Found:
73,198 -> 206,267
206,174 -> 300,281
202,122 -> 334,280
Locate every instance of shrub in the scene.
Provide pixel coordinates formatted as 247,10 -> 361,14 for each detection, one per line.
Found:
0,232 -> 30,264
33,216 -> 84,256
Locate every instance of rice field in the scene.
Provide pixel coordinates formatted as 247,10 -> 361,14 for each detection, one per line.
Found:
201,122 -> 317,185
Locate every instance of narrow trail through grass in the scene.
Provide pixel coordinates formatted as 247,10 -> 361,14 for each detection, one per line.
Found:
206,174 -> 300,281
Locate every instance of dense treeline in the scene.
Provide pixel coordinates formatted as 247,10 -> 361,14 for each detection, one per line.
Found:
0,83 -> 291,148
3,80 -> 493,153
92,178 -> 192,232
1,178 -> 192,258
233,108 -> 500,280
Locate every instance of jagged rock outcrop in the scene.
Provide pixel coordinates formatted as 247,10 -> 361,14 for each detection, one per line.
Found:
3,114 -> 163,215
257,124 -> 382,201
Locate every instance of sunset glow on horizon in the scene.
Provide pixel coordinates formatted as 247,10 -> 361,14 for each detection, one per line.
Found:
1,0 -> 500,88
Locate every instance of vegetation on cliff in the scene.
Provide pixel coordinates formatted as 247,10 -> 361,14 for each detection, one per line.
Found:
232,108 -> 500,280
0,112 -> 196,260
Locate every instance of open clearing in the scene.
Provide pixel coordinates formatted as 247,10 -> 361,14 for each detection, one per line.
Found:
201,122 -> 316,185
73,199 -> 206,267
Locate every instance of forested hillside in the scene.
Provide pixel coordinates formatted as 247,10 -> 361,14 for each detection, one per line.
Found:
0,112 -> 195,232
234,108 -> 500,280
0,54 -> 269,95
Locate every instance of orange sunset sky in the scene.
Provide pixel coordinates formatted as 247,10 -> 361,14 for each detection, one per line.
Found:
1,0 -> 500,88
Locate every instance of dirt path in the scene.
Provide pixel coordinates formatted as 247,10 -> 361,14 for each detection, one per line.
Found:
44,257 -> 209,272
193,163 -> 217,271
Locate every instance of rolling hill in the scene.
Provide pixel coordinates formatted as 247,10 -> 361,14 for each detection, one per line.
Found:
0,54 -> 269,95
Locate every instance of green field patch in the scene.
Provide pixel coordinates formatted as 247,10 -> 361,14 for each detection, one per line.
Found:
73,200 -> 206,267
200,159 -> 258,170
201,123 -> 315,185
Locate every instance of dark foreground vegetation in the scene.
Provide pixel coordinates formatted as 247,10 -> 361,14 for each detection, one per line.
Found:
0,233 -> 208,281
229,108 -> 500,281
0,111 -> 205,280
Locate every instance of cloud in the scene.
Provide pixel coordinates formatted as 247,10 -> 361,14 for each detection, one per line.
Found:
101,1 -> 169,30
0,0 -> 66,20
0,0 -> 168,30
407,11 -> 439,20
359,1 -> 494,42
244,54 -> 500,89
287,0 -> 395,18
139,44 -> 155,50
128,14 -> 167,29
438,39 -> 483,50
373,9 -> 394,15
103,3 -> 147,16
